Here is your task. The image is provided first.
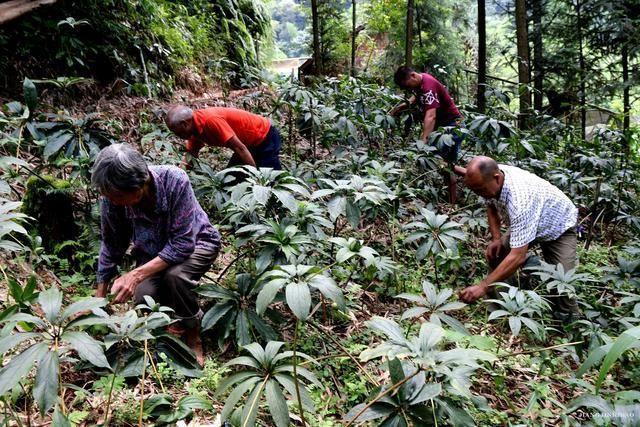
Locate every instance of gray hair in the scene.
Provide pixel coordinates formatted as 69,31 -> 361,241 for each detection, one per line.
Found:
91,144 -> 149,194
165,105 -> 193,128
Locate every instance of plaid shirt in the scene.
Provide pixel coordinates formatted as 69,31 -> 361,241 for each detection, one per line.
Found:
97,165 -> 220,283
490,165 -> 578,248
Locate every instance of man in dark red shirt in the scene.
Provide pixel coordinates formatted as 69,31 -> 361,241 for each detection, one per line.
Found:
391,66 -> 465,203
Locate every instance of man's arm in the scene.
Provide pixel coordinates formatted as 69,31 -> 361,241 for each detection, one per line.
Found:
487,204 -> 502,241
226,135 -> 256,167
420,108 -> 437,141
388,95 -> 417,116
459,244 -> 528,303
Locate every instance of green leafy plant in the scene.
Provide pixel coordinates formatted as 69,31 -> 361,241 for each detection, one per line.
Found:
104,298 -> 201,378
39,112 -> 114,160
486,285 -> 550,339
215,341 -> 320,426
315,175 -> 396,228
0,287 -> 111,415
577,325 -> 640,392
358,318 -> 495,425
344,358 -> 443,426
404,208 -> 465,261
197,273 -> 278,348
528,262 -> 594,299
236,220 -> 314,273
0,198 -> 29,252
396,281 -> 467,333
257,265 -> 346,321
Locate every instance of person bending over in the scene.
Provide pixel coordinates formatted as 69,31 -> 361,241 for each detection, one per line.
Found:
93,143 -> 221,365
166,105 -> 282,170
458,156 -> 581,324
391,66 -> 466,203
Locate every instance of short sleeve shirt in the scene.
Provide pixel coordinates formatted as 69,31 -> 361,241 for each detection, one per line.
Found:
417,73 -> 461,128
490,165 -> 578,248
186,107 -> 271,154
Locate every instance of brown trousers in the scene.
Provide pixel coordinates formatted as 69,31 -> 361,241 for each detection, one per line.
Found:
489,227 -> 579,319
134,247 -> 219,328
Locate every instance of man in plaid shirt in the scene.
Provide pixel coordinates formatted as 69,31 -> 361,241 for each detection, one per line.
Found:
459,156 -> 580,323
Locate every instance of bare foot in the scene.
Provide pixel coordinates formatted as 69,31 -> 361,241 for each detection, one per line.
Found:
184,327 -> 205,367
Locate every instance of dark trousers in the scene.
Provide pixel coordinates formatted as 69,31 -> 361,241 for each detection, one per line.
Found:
227,125 -> 282,170
134,247 -> 219,328
489,227 -> 579,321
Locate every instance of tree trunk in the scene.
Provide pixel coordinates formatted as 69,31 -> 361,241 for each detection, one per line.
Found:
622,42 -> 630,133
351,0 -> 356,77
515,0 -> 531,129
532,0 -> 544,111
576,0 -> 586,140
417,6 -> 423,48
405,0 -> 414,66
477,0 -> 487,113
311,0 -> 321,74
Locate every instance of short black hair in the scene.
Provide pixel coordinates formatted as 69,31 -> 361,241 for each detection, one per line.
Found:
394,66 -> 415,88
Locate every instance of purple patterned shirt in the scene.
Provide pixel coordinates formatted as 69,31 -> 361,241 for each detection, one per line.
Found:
97,165 -> 221,283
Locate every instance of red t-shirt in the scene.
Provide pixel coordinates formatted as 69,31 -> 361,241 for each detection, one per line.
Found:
186,107 -> 271,155
417,73 -> 461,128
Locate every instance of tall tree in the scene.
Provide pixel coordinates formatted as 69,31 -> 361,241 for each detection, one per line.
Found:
477,0 -> 487,113
515,0 -> 531,128
351,0 -> 356,76
405,0 -> 414,66
574,0 -> 586,140
531,0 -> 544,111
311,0 -> 321,74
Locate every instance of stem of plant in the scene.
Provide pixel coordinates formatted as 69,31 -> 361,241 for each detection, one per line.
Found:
146,346 -> 166,394
344,369 -> 422,427
292,320 -> 307,426
138,339 -> 149,427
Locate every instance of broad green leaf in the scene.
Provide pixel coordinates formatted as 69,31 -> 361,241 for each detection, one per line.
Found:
265,379 -> 289,427
43,131 -> 74,159
236,310 -> 251,346
256,279 -> 284,315
274,373 -> 315,411
220,376 -> 261,421
0,342 -> 48,395
34,350 -> 59,415
39,287 -> 63,323
344,402 -> 394,422
0,332 -> 41,354
62,331 -> 110,368
388,357 -> 404,385
23,78 -> 38,114
241,380 -> 264,427
595,328 -> 640,390
60,297 -> 107,322
201,302 -> 234,331
285,282 -> 311,320
52,405 -> 72,427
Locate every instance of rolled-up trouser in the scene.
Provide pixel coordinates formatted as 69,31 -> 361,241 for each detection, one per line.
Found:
488,227 -> 579,321
134,246 -> 219,328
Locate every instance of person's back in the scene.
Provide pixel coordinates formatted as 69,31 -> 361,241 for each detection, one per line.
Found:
166,105 -> 282,170
190,107 -> 270,148
418,73 -> 461,129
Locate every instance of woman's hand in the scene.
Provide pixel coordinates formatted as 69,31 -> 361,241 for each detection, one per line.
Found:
111,270 -> 143,304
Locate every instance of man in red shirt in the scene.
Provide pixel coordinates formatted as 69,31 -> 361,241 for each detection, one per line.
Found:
390,66 -> 465,203
166,106 -> 282,170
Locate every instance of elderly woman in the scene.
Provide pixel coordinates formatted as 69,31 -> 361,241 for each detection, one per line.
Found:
92,144 -> 220,364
